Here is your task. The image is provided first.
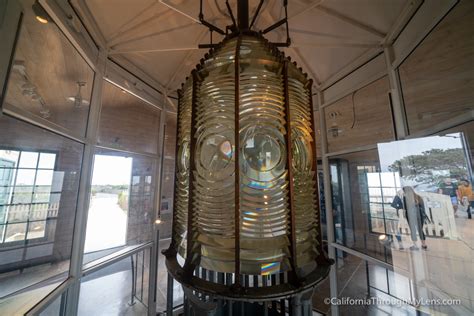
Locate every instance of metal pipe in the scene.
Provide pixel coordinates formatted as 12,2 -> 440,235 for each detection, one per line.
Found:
237,0 -> 249,30
283,60 -> 298,280
130,255 -> 136,306
166,273 -> 174,316
233,36 -> 243,285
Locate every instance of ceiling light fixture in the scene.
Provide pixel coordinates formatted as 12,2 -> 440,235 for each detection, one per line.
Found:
68,81 -> 89,108
163,1 -> 332,314
32,1 -> 50,24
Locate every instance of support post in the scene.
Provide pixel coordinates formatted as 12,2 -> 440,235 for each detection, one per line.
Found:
384,46 -> 408,139
282,60 -> 299,281
233,36 -> 243,286
64,50 -> 106,315
317,91 -> 339,316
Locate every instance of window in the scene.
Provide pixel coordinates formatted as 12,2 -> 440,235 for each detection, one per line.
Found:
83,149 -> 156,263
0,149 -> 58,243
3,1 -> 94,136
0,114 -> 83,299
367,172 -> 402,235
84,154 -> 132,253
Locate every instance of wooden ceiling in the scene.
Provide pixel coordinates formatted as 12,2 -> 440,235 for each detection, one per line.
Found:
79,0 -> 410,93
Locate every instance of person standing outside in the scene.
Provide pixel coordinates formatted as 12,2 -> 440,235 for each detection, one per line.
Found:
458,179 -> 473,219
438,178 -> 458,216
403,186 -> 429,250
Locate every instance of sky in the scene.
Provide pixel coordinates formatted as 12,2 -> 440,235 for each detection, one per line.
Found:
377,133 -> 464,172
91,155 -> 133,185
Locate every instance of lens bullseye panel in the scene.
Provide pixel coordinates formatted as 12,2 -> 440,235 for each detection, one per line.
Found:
238,37 -> 290,276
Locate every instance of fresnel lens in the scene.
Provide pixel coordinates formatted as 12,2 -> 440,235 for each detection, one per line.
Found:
163,1 -> 332,315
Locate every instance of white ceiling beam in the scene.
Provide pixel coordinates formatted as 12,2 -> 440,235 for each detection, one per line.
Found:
107,9 -> 175,47
158,0 -> 200,23
291,28 -> 381,44
111,55 -> 168,94
110,22 -> 196,49
73,0 -> 107,48
382,0 -> 423,45
315,6 -> 386,39
259,9 -> 322,89
319,47 -> 383,90
109,47 -> 200,55
289,47 -> 322,87
289,0 -> 325,21
165,92 -> 177,112
106,0 -> 159,43
108,40 -> 379,55
165,30 -> 209,90
292,42 -> 380,49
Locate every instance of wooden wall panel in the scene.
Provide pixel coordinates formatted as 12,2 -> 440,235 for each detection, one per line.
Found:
98,81 -> 160,155
399,0 -> 474,134
325,76 -> 394,153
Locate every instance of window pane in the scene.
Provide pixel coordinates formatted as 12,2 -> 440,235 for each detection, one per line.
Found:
4,2 -> 94,136
15,169 -> 35,185
19,152 -> 39,168
83,149 -> 156,263
33,191 -> 51,203
27,220 -> 46,240
7,204 -> 30,222
0,114 -> 83,300
35,170 -> 54,186
4,222 -> 27,242
12,187 -> 33,204
30,203 -> 49,221
98,80 -> 161,154
38,153 -> 56,169
399,0 -> 474,135
0,150 -> 20,167
325,76 -> 394,153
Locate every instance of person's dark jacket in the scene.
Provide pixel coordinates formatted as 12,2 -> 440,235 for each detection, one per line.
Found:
390,195 -> 432,224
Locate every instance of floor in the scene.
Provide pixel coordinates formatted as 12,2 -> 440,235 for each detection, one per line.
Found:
313,209 -> 474,316
156,238 -> 184,313
79,269 -> 147,316
0,215 -> 472,315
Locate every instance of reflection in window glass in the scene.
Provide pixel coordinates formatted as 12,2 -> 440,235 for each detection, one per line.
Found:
0,149 -> 57,243
4,0 -> 94,136
98,81 -> 161,155
0,115 -> 83,300
399,0 -> 474,135
83,149 -> 155,263
376,131 -> 473,315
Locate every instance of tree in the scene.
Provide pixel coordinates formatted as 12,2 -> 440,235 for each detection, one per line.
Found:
388,148 -> 468,184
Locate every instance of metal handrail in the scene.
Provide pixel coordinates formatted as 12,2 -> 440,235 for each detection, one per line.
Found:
82,242 -> 153,277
